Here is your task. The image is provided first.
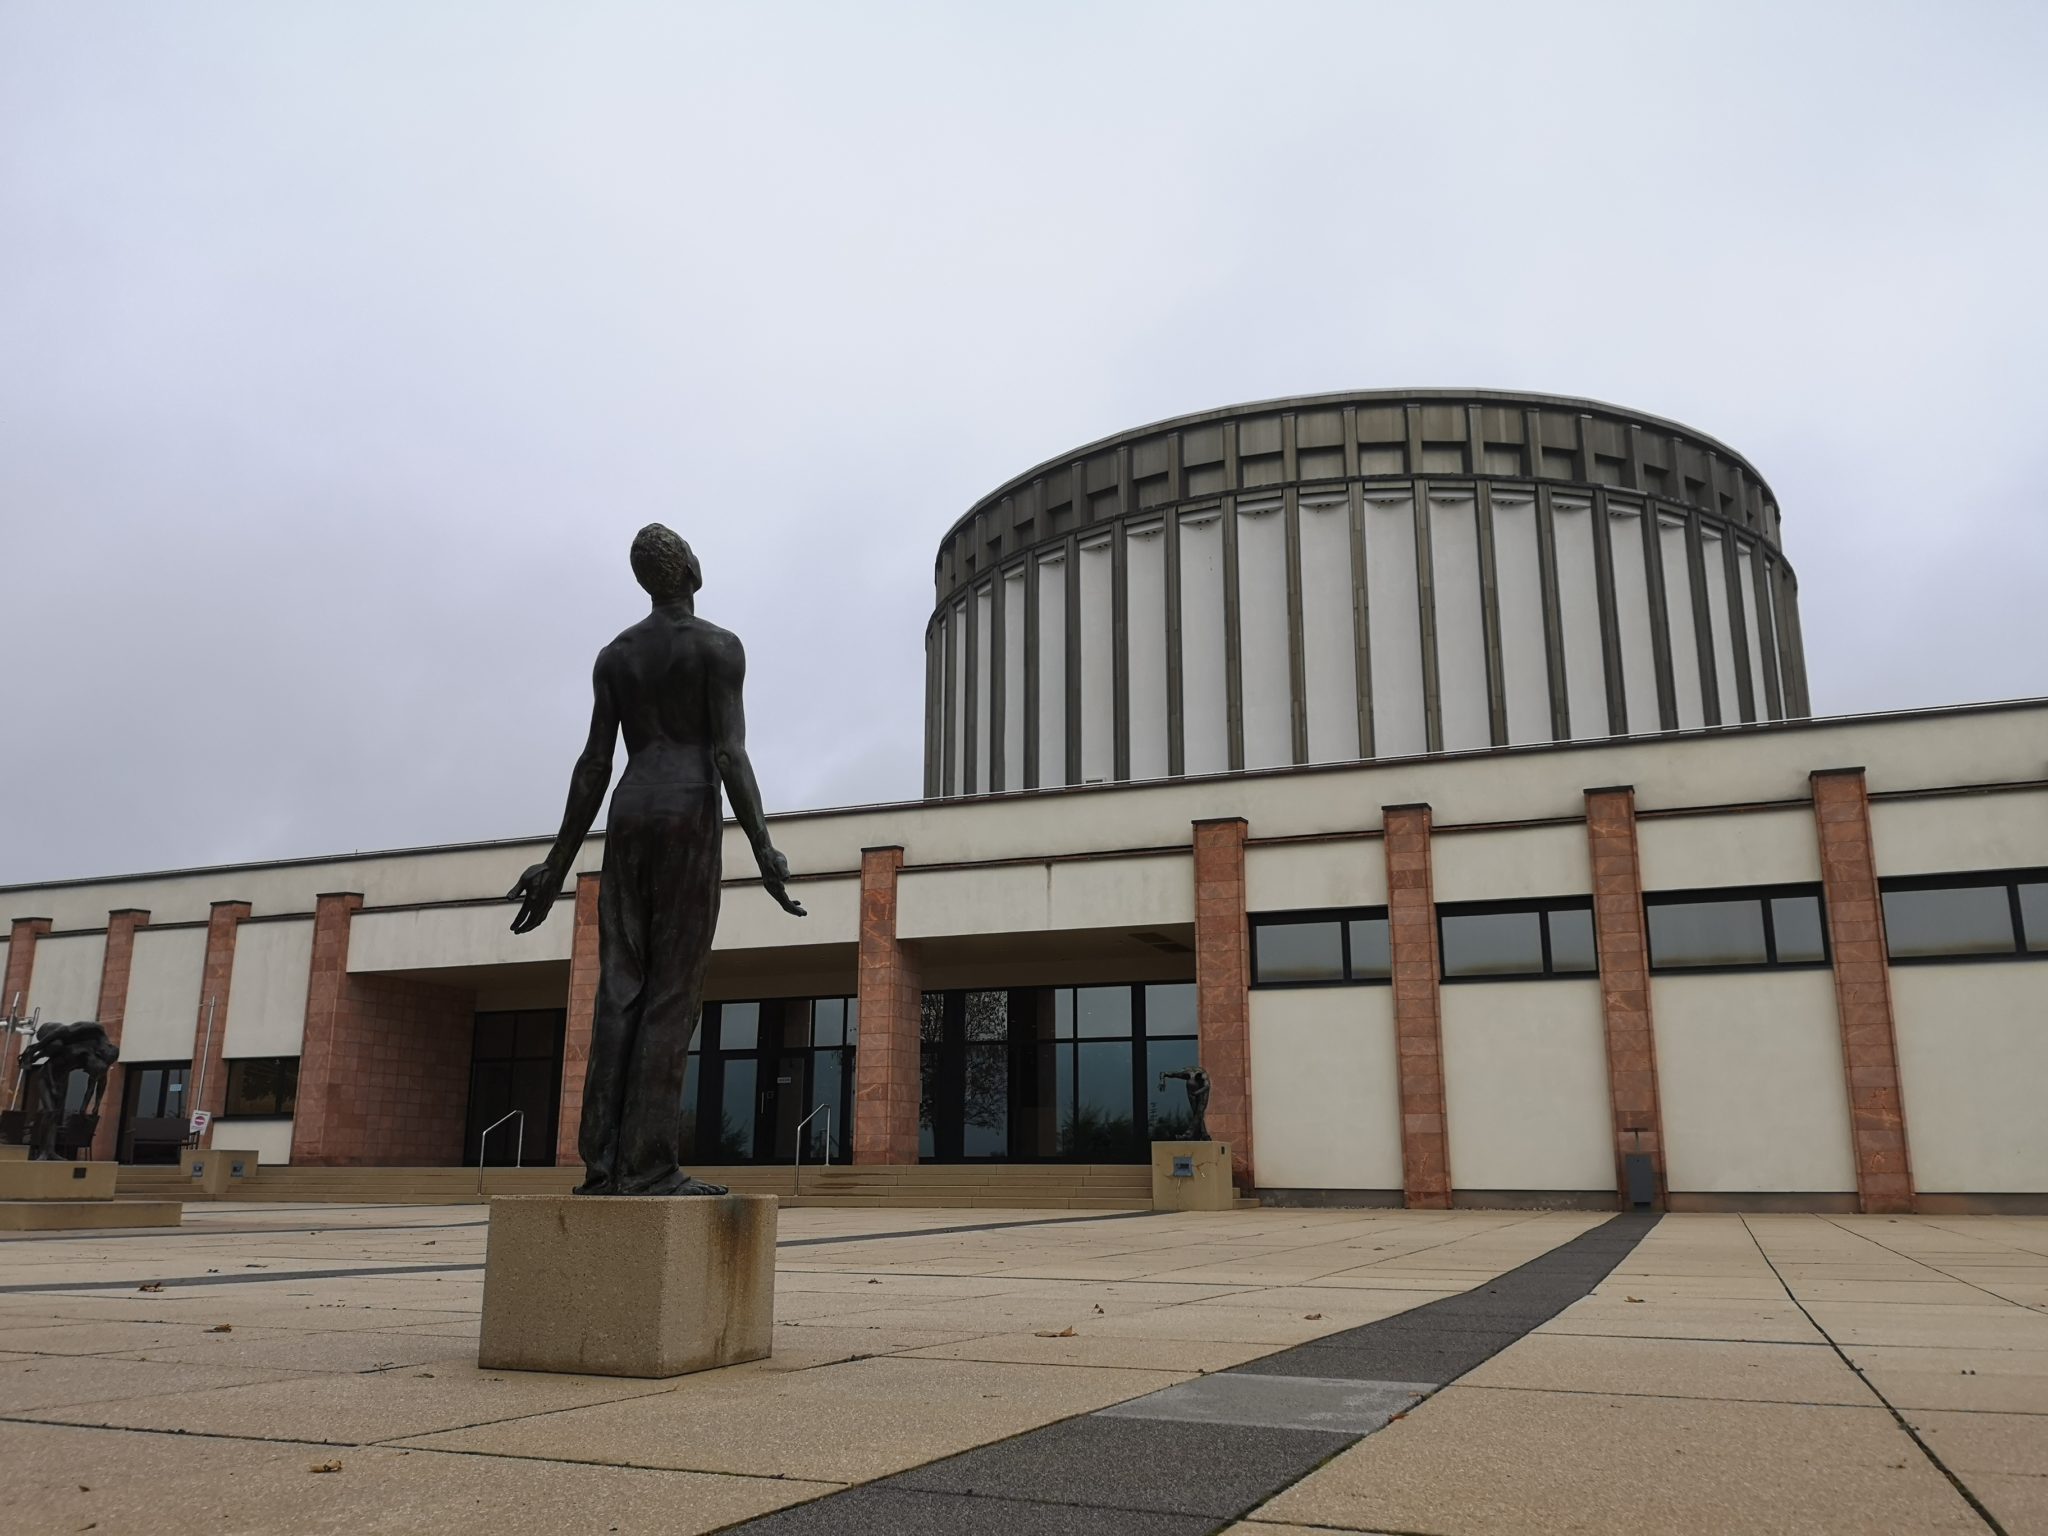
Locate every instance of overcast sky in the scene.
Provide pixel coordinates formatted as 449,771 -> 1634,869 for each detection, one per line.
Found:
3,2 -> 2044,887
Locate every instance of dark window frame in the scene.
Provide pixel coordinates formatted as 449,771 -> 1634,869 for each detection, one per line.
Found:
218,1055 -> 300,1119
1249,907 -> 1393,989
1436,896 -> 1599,983
1643,883 -> 1832,974
1881,868 -> 2048,966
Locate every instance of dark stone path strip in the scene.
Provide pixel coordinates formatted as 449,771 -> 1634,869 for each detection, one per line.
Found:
720,1211 -> 1660,1536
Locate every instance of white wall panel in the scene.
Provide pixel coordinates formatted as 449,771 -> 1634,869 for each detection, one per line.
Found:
1492,493 -> 1550,746
1736,543 -> 1770,718
121,926 -> 206,1060
972,584 -> 994,794
1442,981 -> 1613,1190
1870,791 -> 2048,877
715,876 -> 859,951
1607,504 -> 1659,733
1700,529 -> 1741,724
1894,964 -> 2048,1192
222,920 -> 314,1058
1429,492 -> 1489,752
1078,539 -> 1115,785
1364,492 -> 1425,757
1036,551 -> 1067,786
1433,824 -> 1590,901
1654,971 -> 1854,1192
1125,523 -> 1168,780
350,904 -> 570,971
1552,498 -> 1608,740
1249,988 -> 1404,1189
1002,566 -> 1026,790
1244,841 -> 1387,912
1178,511 -> 1229,775
1637,808 -> 1822,891
24,934 -> 104,1021
1236,498 -> 1292,770
1659,516 -> 1705,730
1298,493 -> 1359,764
224,1118 -> 295,1165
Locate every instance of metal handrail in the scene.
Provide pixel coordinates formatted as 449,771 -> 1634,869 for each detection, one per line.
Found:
476,1110 -> 525,1195
791,1103 -> 833,1198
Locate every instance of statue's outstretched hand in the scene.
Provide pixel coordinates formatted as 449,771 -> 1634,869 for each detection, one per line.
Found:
756,845 -> 806,917
506,862 -> 562,934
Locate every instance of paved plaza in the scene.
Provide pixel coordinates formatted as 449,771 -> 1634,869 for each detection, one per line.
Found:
0,1205 -> 2044,1534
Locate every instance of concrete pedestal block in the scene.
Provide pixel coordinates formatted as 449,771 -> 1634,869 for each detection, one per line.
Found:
179,1148 -> 260,1198
0,1143 -> 28,1162
0,1161 -> 116,1201
480,1194 -> 777,1378
0,1200 -> 182,1231
1151,1140 -> 1236,1211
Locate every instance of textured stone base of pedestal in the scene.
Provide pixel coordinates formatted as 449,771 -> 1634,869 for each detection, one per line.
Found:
0,1161 -> 117,1200
0,1144 -> 28,1162
479,1194 -> 777,1378
179,1148 -> 260,1198
1152,1140 -> 1236,1211
0,1199 -> 182,1231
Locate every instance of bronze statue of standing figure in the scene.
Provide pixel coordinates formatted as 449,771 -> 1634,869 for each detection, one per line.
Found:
14,1021 -> 119,1160
1161,1066 -> 1212,1142
507,525 -> 804,1195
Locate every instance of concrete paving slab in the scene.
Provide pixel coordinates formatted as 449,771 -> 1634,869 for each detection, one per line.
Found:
397,1356 -> 1190,1483
1233,1330 -> 1522,1387
1905,1408 -> 2048,1477
1801,1300 -> 2048,1351
1462,1333 -> 1879,1406
1098,1373 -> 1432,1434
1255,1385 -> 1984,1535
1536,1296 -> 1826,1343
897,1329 -> 1265,1373
1845,1343 -> 2048,1413
0,1352 -> 319,1412
0,1418 -> 838,1536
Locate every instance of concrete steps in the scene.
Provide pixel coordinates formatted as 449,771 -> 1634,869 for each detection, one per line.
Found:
113,1162 -> 1153,1210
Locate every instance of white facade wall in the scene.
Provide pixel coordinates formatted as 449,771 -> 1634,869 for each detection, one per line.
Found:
120,927 -> 206,1060
1893,964 -> 2048,1193
1654,971 -> 1855,1193
1440,980 -> 1612,1191
1637,808 -> 1823,891
225,1120 -> 294,1165
1870,791 -> 2048,878
24,933 -> 104,1021
1244,842 -> 1386,913
1433,824 -> 1589,902
222,920 -> 314,1058
1249,987 -> 1403,1190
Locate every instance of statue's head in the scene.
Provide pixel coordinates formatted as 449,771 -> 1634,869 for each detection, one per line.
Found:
630,523 -> 702,602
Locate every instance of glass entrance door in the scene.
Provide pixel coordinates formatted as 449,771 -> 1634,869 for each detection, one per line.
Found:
118,1062 -> 191,1164
682,998 -> 857,1165
464,1010 -> 564,1167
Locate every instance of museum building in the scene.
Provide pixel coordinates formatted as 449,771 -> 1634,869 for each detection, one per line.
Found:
3,390 -> 2043,1213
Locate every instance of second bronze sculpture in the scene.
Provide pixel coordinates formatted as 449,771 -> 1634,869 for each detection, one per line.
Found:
508,525 -> 805,1196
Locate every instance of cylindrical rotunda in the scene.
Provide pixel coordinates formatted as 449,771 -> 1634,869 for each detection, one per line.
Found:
925,389 -> 1808,797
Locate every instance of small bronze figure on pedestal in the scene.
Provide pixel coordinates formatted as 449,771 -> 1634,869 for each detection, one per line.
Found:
507,525 -> 805,1196
1161,1066 -> 1212,1142
15,1021 -> 118,1161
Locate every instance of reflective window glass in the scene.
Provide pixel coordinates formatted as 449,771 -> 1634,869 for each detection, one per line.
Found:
715,1058 -> 756,1159
1061,1041 -> 1135,1157
1547,908 -> 1598,973
806,1051 -> 841,1160
1884,885 -> 2017,958
964,990 -> 1010,1042
1054,988 -> 1075,1039
1346,917 -> 1391,978
1253,920 -> 1344,983
843,997 -> 860,1044
2019,884 -> 2048,952
719,1002 -> 760,1051
1144,983 -> 1197,1036
1770,896 -> 1827,963
1648,900 -> 1768,968
679,1054 -> 699,1152
961,1042 -> 1009,1156
1441,910 -> 1544,976
1074,986 -> 1132,1038
811,998 -> 844,1048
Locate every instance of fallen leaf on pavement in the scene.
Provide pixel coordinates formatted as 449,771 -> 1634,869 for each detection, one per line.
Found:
308,1461 -> 342,1475
207,1324 -> 232,1333
1033,1327 -> 1077,1338
1304,1313 -> 1323,1320
137,1283 -> 163,1293
1624,1296 -> 1645,1304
